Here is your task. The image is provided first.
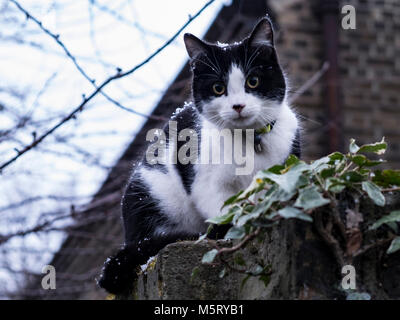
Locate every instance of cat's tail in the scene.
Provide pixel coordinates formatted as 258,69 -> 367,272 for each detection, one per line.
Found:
97,244 -> 144,296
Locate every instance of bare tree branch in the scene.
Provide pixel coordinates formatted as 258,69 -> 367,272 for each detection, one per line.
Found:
9,0 -> 167,121
0,0 -> 216,173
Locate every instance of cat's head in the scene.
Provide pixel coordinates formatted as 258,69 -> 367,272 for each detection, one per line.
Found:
184,17 -> 286,129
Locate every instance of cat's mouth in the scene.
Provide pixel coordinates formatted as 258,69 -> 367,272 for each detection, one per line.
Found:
227,114 -> 258,128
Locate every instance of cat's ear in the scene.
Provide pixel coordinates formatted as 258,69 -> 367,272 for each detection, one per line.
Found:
184,33 -> 209,59
248,17 -> 274,47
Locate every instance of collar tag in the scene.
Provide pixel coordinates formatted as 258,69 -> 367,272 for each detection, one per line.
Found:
254,121 -> 276,153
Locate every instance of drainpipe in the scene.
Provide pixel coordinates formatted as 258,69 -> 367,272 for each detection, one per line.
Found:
319,0 -> 342,153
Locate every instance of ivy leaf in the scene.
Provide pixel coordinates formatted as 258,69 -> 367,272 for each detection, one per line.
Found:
294,185 -> 330,211
195,233 -> 208,244
350,154 -> 385,168
240,176 -> 264,200
357,138 -> 387,155
206,209 -> 236,225
369,210 -> 400,230
267,164 -> 285,174
351,154 -> 367,167
195,224 -> 214,243
386,222 -> 399,233
320,167 -> 336,179
259,163 -> 309,193
237,212 -> 258,227
387,237 -> 400,254
235,187 -> 279,227
232,205 -> 250,225
363,159 -> 385,167
285,154 -> 300,167
309,156 -> 331,173
362,181 -> 385,207
191,266 -> 200,280
264,184 -> 296,203
259,274 -> 271,287
276,206 -> 313,222
201,249 -> 218,264
341,171 -> 366,183
221,190 -> 243,208
349,139 -> 360,154
329,152 -> 345,162
372,169 -> 400,187
240,274 -> 251,291
325,177 -> 346,193
252,265 -> 264,275
237,207 -> 266,227
224,226 -> 246,240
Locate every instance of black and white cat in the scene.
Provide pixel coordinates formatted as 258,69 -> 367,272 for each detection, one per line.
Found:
98,17 -> 300,295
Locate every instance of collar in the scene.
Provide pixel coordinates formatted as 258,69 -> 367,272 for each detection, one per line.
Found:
254,120 -> 276,153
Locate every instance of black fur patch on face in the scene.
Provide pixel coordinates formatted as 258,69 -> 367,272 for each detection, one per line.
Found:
189,39 -> 286,113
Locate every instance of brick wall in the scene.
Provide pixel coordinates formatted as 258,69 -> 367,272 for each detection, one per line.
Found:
271,0 -> 326,160
270,0 -> 400,168
339,0 -> 400,168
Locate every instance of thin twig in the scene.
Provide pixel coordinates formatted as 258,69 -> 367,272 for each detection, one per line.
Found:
9,0 -> 166,121
354,236 -> 395,258
381,187 -> 400,192
314,212 -> 346,267
215,228 -> 261,256
0,209 -> 117,246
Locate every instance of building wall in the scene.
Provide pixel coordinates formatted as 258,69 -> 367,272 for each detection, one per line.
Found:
270,0 -> 400,168
271,0 -> 325,160
339,0 -> 400,168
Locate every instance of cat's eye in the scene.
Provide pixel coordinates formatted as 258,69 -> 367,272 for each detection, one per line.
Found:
212,82 -> 225,95
246,76 -> 260,89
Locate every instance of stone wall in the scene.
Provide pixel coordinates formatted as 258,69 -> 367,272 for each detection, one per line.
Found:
131,193 -> 400,300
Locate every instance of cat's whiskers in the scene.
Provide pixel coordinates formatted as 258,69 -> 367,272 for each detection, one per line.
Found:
205,113 -> 228,129
192,58 -> 219,74
204,53 -> 222,75
295,113 -> 321,125
198,73 -> 221,79
209,49 -> 222,74
259,114 -> 275,124
244,44 -> 249,73
244,46 -> 262,71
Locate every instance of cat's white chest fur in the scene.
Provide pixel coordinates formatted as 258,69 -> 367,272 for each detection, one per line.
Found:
191,101 -> 298,220
140,101 -> 298,236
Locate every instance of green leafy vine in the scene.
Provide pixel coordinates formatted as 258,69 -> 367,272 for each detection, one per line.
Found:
198,138 -> 400,288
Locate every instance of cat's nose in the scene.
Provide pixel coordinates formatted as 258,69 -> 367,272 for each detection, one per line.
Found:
232,104 -> 245,113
